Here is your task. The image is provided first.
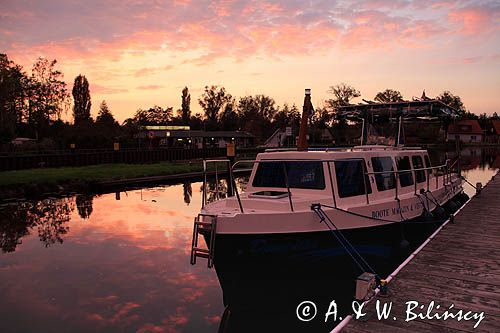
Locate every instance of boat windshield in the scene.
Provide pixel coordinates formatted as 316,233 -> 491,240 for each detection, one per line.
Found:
252,161 -> 325,190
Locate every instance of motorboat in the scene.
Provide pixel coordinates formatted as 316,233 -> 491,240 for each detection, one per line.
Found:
190,90 -> 468,330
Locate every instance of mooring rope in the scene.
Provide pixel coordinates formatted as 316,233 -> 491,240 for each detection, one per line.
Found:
414,192 -> 429,214
317,202 -> 445,225
319,203 -> 396,223
461,176 -> 479,191
311,203 -> 378,277
424,190 -> 447,213
395,197 -> 407,222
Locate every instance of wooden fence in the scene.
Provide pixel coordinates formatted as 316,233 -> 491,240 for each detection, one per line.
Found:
0,147 -> 263,171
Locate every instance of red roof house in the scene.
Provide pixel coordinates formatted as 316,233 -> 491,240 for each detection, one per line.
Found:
492,119 -> 500,135
486,119 -> 500,143
447,120 -> 483,143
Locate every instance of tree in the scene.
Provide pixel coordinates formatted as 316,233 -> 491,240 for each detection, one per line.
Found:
29,57 -> 69,138
273,103 -> 300,129
436,91 -> 466,115
95,100 -> 116,126
255,95 -> 276,121
237,95 -> 277,141
198,86 -> 232,123
189,113 -> 204,130
76,195 -> 93,219
183,182 -> 192,205
181,86 -> 191,125
122,117 -> 140,137
310,106 -> 333,128
0,198 -> 73,253
0,54 -> 28,142
219,100 -> 239,130
134,105 -> 172,125
72,74 -> 91,124
326,83 -> 361,110
374,89 -> 404,103
238,95 -> 276,120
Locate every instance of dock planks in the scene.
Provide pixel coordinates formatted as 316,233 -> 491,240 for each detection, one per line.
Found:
342,172 -> 500,333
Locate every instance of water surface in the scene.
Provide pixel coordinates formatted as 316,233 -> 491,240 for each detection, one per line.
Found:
0,183 -> 223,333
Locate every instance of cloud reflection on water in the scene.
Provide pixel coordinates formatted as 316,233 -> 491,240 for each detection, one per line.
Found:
0,181 -> 222,333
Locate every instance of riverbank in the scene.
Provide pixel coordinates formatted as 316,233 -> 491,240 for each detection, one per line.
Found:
0,161 -> 232,200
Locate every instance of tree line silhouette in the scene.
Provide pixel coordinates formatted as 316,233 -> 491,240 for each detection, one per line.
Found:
2,53 -> 496,150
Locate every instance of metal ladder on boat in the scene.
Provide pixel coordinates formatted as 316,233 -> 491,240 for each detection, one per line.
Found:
190,214 -> 217,268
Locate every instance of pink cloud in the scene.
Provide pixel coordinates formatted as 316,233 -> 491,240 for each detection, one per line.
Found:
448,5 -> 500,35
137,85 -> 163,90
338,7 -> 457,50
111,302 -> 141,323
2,0 -> 499,84
1,0 -> 471,64
134,65 -> 174,77
91,84 -> 128,95
431,1 -> 456,9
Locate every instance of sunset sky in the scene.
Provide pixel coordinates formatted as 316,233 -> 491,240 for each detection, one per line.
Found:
1,0 -> 499,122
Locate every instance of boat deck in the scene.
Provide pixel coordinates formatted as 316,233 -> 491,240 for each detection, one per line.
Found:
340,171 -> 500,332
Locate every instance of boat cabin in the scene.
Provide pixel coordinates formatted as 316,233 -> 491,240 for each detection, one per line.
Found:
244,146 -> 436,210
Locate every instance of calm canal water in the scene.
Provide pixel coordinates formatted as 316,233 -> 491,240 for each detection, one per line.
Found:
0,147 -> 499,333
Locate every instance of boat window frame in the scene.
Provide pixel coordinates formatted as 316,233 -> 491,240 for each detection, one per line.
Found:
396,155 -> 414,187
412,155 -> 426,184
333,158 -> 372,199
424,154 -> 432,177
251,160 -> 327,190
370,156 -> 396,192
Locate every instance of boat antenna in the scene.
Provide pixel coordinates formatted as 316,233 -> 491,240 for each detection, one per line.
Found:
360,118 -> 365,146
396,116 -> 402,146
298,88 -> 313,151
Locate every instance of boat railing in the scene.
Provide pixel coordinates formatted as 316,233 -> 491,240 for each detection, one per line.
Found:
202,157 -> 457,213
362,160 -> 452,202
201,159 -> 233,209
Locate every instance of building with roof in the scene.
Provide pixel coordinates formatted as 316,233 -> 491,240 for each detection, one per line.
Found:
446,120 -> 483,143
486,119 -> 500,143
137,127 -> 255,148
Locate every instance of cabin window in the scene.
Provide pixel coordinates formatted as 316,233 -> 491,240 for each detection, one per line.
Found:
252,161 -> 325,190
424,155 -> 432,176
335,159 -> 372,198
371,157 -> 396,191
412,155 -> 426,183
396,156 -> 414,187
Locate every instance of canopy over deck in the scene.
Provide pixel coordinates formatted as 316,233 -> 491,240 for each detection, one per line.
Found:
336,100 -> 460,121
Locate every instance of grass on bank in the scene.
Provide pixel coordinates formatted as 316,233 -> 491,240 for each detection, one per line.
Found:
0,162 -> 213,187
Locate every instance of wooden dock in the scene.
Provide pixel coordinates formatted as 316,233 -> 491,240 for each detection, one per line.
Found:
341,172 -> 500,333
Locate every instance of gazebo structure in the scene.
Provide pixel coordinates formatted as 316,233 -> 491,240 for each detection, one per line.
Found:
335,100 -> 460,145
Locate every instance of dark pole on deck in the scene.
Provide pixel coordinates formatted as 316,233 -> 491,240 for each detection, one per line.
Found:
297,89 -> 312,151
282,162 -> 294,212
226,142 -> 235,197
